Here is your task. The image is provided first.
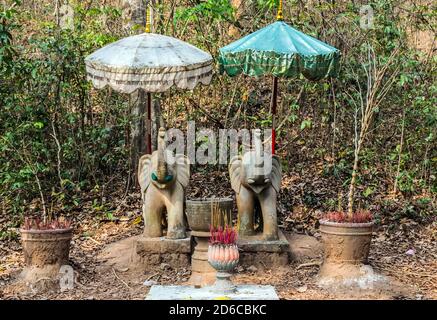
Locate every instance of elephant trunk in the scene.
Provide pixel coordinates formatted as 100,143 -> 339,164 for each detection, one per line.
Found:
254,129 -> 263,166
157,127 -> 168,182
250,129 -> 268,185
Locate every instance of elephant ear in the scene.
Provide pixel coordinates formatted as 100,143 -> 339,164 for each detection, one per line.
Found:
138,154 -> 153,196
229,155 -> 243,194
271,155 -> 282,193
175,154 -> 190,188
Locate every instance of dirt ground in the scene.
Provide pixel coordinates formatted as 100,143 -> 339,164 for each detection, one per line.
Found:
1,215 -> 435,300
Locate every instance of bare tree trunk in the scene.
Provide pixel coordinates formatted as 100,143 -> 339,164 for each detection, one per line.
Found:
122,0 -> 147,32
346,46 -> 400,217
124,0 -> 148,189
151,99 -> 164,151
54,0 -> 60,26
228,0 -> 244,38
347,96 -> 363,217
123,0 -> 163,189
330,79 -> 337,161
123,0 -> 164,190
130,89 -> 148,187
347,143 -> 361,216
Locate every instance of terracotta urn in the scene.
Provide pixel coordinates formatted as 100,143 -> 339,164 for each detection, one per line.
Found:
21,227 -> 73,268
319,220 -> 374,279
20,226 -> 73,289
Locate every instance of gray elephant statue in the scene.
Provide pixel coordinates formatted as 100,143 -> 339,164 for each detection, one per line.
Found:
138,127 -> 190,239
229,130 -> 282,240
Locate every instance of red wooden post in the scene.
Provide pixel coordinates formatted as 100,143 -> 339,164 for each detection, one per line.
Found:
147,92 -> 152,154
271,76 -> 278,154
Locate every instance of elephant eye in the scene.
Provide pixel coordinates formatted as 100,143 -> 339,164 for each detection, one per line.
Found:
151,172 -> 158,181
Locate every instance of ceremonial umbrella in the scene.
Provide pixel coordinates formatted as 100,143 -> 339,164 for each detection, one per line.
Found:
85,14 -> 213,154
219,0 -> 340,154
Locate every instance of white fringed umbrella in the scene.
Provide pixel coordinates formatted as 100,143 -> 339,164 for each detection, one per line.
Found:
85,33 -> 213,94
85,32 -> 213,153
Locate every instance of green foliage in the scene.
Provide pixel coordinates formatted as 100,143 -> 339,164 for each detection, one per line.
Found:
0,0 -> 435,227
0,2 -> 128,220
0,1 -> 20,76
256,0 -> 280,10
175,0 -> 234,23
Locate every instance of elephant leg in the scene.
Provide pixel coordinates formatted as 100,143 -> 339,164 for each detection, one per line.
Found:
237,186 -> 255,236
143,187 -> 164,238
259,187 -> 279,241
165,186 -> 187,239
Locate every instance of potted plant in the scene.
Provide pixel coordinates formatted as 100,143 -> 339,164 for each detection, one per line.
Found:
20,216 -> 73,285
319,209 -> 374,274
319,46 -> 399,280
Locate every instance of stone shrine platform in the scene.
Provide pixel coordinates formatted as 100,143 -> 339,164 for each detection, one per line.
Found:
135,235 -> 192,270
237,230 -> 290,268
146,284 -> 279,300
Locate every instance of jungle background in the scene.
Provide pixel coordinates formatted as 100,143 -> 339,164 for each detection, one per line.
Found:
0,0 -> 436,299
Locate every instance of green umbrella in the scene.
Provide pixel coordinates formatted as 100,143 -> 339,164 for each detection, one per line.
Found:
219,0 -> 340,153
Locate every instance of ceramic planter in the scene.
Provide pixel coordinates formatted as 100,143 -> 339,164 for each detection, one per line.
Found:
208,244 -> 239,271
21,227 -> 73,268
208,244 -> 239,294
319,219 -> 374,265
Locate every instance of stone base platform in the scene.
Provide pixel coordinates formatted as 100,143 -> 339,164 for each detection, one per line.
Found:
317,263 -> 387,290
146,285 -> 279,300
237,230 -> 290,269
135,235 -> 192,269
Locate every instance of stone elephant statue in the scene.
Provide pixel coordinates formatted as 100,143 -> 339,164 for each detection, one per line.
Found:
229,130 -> 282,240
138,128 -> 190,239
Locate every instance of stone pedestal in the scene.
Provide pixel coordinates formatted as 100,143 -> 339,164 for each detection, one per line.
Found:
135,235 -> 192,270
188,231 -> 216,287
238,230 -> 290,269
317,263 -> 387,290
185,198 -> 233,287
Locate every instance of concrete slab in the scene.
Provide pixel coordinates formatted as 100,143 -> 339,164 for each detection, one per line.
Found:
146,284 -> 279,300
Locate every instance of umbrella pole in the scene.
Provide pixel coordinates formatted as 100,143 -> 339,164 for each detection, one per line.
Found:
271,76 -> 278,155
147,92 -> 152,154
